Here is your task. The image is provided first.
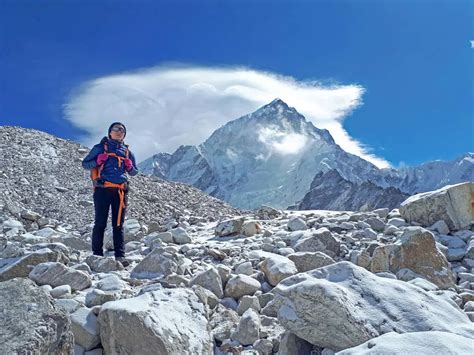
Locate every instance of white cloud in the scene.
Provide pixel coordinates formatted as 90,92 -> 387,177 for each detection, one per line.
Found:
257,126 -> 308,155
64,64 -> 391,168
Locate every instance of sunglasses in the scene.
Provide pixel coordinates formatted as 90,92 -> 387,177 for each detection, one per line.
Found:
111,127 -> 125,133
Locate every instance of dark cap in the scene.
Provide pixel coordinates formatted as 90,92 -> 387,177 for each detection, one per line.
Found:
108,122 -> 126,138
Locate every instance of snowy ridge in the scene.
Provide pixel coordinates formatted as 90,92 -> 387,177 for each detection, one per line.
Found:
139,99 -> 474,210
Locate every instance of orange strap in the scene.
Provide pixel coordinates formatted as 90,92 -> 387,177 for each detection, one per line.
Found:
103,181 -> 127,227
95,143 -> 129,181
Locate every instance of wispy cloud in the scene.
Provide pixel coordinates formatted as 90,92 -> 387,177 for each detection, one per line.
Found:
257,126 -> 308,155
64,64 -> 390,168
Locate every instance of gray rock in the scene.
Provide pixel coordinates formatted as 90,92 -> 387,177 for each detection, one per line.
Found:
447,248 -> 466,262
260,254 -> 298,286
0,248 -> 65,282
364,217 -> 386,232
235,308 -> 260,346
99,288 -> 212,354
215,217 -> 245,236
131,247 -> 180,279
96,274 -> 125,292
237,295 -> 261,315
55,298 -> 81,314
170,227 -> 192,244
235,261 -> 254,276
430,220 -> 451,235
272,261 -> 473,351
29,262 -> 92,291
293,227 -> 340,257
224,274 -> 261,299
85,255 -> 123,273
399,182 -> 474,231
387,217 -> 406,228
60,235 -> 90,251
210,304 -> 240,342
189,266 -> 224,298
278,331 -> 314,355
0,278 -> 73,354
337,331 -> 474,355
70,307 -> 100,351
50,284 -> 72,298
85,289 -> 118,307
287,217 -> 308,231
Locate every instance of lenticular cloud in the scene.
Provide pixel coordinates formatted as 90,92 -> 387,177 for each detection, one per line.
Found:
64,64 -> 390,168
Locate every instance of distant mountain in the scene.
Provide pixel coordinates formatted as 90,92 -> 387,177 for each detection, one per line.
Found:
139,99 -> 473,211
379,153 -> 474,194
140,99 -> 387,209
295,169 -> 410,211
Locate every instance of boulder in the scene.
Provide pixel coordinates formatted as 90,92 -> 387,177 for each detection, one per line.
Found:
260,254 -> 298,286
70,307 -> 100,351
29,262 -> 92,291
130,247 -> 183,279
293,227 -> 340,257
0,248 -> 66,282
234,308 -> 260,346
215,217 -> 245,237
399,182 -> 474,231
287,217 -> 308,231
85,255 -> 123,273
288,251 -> 336,273
189,266 -> 224,298
271,261 -> 473,351
0,278 -> 73,354
224,274 -> 261,299
170,227 -> 192,244
376,227 -> 455,289
336,331 -> 474,355
98,288 -> 212,354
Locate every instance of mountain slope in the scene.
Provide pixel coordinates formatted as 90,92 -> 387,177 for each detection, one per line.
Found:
0,126 -> 242,232
140,99 -> 386,209
139,99 -> 473,210
296,169 -> 410,211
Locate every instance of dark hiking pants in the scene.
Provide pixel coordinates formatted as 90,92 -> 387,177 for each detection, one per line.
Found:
91,187 -> 128,257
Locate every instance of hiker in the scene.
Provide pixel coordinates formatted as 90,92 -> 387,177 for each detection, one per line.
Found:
81,122 -> 138,266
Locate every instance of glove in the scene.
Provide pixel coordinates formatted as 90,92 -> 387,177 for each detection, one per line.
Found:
124,158 -> 133,172
96,153 -> 109,166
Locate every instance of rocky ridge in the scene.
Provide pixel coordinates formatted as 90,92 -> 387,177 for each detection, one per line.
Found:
0,125 -> 243,237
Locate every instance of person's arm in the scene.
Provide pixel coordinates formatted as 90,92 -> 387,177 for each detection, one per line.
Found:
126,151 -> 139,176
82,145 -> 101,170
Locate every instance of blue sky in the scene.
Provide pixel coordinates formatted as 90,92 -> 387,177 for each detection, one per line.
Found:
0,0 -> 472,167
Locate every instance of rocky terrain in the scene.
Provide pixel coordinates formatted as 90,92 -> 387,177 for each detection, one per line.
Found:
1,178 -> 474,353
1,125 -> 473,354
0,126 -> 242,234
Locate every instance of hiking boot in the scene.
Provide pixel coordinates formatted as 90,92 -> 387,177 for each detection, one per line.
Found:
115,257 -> 130,267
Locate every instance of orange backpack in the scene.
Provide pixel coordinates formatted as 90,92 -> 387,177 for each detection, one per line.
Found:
90,141 -> 130,183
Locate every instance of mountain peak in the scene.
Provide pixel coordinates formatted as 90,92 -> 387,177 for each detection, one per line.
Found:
269,98 -> 288,106
253,98 -> 300,118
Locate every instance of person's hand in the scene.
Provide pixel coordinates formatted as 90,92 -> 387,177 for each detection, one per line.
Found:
124,158 -> 133,171
96,153 -> 109,166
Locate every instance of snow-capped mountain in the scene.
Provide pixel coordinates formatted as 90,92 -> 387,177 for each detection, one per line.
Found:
140,99 -> 473,210
140,99 -> 401,209
379,153 -> 474,194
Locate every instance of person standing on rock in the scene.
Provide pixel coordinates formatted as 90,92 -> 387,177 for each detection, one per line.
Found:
81,122 -> 138,267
